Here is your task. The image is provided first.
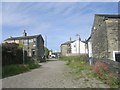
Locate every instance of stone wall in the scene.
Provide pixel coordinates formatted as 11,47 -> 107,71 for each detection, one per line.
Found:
61,44 -> 68,56
118,18 -> 120,51
91,15 -> 120,61
36,36 -> 45,62
106,19 -> 120,60
92,15 -> 108,59
92,58 -> 120,79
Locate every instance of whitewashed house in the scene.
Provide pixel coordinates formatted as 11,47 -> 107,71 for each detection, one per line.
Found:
86,36 -> 92,58
61,39 -> 88,56
70,40 -> 88,56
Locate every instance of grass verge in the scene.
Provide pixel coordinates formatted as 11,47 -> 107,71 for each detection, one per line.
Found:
60,56 -> 120,88
60,55 -> 92,77
2,60 -> 40,78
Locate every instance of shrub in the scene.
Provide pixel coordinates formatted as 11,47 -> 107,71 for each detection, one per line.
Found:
92,61 -> 120,87
2,43 -> 27,66
92,61 -> 108,78
2,61 -> 40,78
2,64 -> 30,78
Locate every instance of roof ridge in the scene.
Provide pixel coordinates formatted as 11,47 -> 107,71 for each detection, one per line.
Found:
4,34 -> 41,41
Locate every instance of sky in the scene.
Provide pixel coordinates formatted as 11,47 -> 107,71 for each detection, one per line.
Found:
1,2 -> 118,52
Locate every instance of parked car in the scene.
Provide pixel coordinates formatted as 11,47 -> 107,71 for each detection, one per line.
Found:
51,54 -> 56,58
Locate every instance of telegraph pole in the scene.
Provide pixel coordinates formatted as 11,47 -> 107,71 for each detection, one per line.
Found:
45,36 -> 47,59
76,34 -> 81,55
45,36 -> 47,48
23,41 -> 25,64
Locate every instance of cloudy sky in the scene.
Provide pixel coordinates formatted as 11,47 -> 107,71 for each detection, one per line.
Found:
1,2 -> 118,52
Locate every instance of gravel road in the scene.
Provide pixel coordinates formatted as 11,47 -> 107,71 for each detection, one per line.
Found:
2,60 -> 110,88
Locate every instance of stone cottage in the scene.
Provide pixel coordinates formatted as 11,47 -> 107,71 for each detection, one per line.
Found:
91,14 -> 120,62
60,41 -> 74,56
60,40 -> 87,56
4,30 -> 45,62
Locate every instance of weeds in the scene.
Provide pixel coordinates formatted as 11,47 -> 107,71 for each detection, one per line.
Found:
60,55 -> 91,76
2,60 -> 40,78
92,61 -> 120,87
60,56 -> 120,88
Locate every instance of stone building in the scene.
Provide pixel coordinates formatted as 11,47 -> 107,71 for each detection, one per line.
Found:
4,30 -> 45,62
91,14 -> 120,62
60,41 -> 74,56
60,40 -> 87,56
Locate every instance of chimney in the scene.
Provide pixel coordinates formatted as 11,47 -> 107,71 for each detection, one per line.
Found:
9,36 -> 12,38
70,37 -> 72,41
23,30 -> 27,37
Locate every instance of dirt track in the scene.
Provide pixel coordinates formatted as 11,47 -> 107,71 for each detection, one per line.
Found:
2,60 -> 110,88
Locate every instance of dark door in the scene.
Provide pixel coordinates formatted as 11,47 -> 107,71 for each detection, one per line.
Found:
115,53 -> 120,62
32,49 -> 35,57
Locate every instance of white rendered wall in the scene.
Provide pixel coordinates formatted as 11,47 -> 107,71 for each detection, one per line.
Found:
71,40 -> 87,54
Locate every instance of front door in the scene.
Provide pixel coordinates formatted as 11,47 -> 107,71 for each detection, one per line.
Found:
32,49 -> 35,57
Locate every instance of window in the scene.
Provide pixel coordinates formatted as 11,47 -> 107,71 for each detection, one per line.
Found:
29,39 -> 33,43
113,51 -> 120,62
24,40 -> 28,46
74,45 -> 76,47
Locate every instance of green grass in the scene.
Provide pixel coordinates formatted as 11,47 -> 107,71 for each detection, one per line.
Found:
60,56 -> 93,78
60,56 -> 120,88
2,60 -> 40,78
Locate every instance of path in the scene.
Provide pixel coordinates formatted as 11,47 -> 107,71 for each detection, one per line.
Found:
2,60 -> 110,88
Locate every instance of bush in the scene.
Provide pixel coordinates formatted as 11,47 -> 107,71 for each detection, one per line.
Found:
2,43 -> 27,66
27,59 -> 40,69
92,61 -> 120,87
92,61 -> 108,78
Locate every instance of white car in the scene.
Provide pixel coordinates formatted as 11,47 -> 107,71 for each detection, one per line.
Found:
51,54 -> 56,58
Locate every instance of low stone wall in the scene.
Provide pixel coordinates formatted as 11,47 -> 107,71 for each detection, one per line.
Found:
91,58 -> 120,79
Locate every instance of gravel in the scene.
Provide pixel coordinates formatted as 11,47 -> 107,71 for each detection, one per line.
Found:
2,60 -> 110,88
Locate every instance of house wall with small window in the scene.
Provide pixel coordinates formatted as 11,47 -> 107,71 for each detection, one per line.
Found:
4,34 -> 45,62
91,14 -> 120,62
61,44 -> 68,56
71,40 -> 87,55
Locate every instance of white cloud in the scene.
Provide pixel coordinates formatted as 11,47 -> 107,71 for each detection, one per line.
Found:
3,12 -> 32,26
2,0 -> 119,2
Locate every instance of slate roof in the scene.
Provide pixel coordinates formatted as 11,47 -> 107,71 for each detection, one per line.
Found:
61,41 -> 75,45
4,34 -> 43,41
61,40 -> 87,46
95,14 -> 120,18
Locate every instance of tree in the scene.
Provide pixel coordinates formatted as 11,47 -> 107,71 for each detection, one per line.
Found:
18,42 -> 23,48
44,47 -> 49,59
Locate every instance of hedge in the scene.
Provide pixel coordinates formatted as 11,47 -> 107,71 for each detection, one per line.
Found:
2,43 -> 27,66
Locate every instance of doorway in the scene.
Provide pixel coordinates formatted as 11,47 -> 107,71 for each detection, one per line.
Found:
113,51 -> 120,62
115,52 -> 120,62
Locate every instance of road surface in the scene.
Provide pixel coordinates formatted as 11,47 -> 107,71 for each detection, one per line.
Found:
2,60 -> 110,88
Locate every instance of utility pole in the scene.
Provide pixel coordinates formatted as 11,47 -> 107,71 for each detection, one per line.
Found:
76,34 -> 81,55
45,36 -> 47,48
23,41 -> 25,64
45,36 -> 47,59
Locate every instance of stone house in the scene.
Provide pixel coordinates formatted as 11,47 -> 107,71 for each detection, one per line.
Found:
4,30 -> 45,62
71,40 -> 87,55
91,14 -> 120,62
60,40 -> 87,56
60,41 -> 74,56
